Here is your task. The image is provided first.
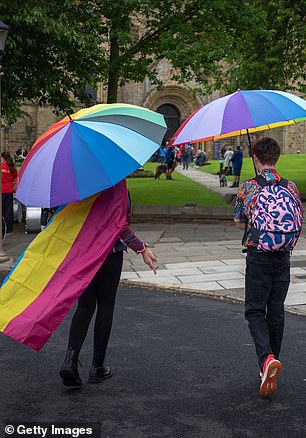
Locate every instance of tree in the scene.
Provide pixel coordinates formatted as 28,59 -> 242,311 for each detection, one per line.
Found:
1,0 -> 105,124
1,0 -> 305,125
230,0 -> 306,94
94,0 -> 261,102
1,0 -> 263,123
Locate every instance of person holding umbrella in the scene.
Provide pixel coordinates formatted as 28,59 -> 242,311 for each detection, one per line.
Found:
59,191 -> 158,387
0,104 -> 167,382
234,137 -> 303,398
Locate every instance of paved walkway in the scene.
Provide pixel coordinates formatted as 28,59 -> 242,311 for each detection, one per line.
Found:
176,165 -> 238,195
120,222 -> 306,316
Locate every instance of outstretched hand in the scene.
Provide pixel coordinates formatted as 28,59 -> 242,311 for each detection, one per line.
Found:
141,248 -> 159,274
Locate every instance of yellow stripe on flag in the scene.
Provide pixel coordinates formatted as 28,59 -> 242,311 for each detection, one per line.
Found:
0,195 -> 97,331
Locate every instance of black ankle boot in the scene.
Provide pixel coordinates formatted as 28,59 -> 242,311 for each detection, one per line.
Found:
88,364 -> 112,384
59,349 -> 82,387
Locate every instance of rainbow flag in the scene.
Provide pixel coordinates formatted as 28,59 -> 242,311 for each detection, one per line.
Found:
0,180 -> 128,351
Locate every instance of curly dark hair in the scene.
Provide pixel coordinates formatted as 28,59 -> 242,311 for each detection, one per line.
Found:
1,152 -> 15,174
251,137 -> 280,165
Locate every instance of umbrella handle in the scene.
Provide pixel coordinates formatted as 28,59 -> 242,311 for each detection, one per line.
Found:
247,129 -> 257,176
66,111 -> 72,121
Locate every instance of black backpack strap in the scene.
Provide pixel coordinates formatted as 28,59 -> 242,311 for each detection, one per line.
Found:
255,174 -> 289,188
278,177 -> 289,188
255,174 -> 270,187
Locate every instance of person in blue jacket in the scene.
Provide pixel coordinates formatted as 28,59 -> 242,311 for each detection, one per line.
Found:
165,144 -> 175,180
231,146 -> 243,187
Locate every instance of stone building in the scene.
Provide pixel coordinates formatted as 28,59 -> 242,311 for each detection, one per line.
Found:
3,59 -> 306,160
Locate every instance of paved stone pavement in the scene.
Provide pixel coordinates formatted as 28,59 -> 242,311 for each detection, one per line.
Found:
120,221 -> 306,316
1,207 -> 306,318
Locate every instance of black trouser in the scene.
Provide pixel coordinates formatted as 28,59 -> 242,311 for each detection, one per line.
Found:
2,193 -> 14,233
245,248 -> 290,370
41,208 -> 57,226
67,251 -> 123,364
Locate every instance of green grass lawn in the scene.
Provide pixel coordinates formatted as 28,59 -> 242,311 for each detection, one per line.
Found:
127,162 -> 227,206
197,154 -> 306,193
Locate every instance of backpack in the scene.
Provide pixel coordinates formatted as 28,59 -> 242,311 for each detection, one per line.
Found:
251,175 -> 302,252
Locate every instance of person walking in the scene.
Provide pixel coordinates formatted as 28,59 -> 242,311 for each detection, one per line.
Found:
1,152 -> 18,234
230,146 -> 243,187
182,144 -> 191,170
158,146 -> 166,164
40,207 -> 57,231
223,146 -> 234,175
234,137 -> 303,398
60,188 -> 158,387
175,146 -> 182,165
219,145 -> 227,173
165,144 -> 175,180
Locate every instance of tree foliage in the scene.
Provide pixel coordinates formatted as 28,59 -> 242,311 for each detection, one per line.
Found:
231,0 -> 306,94
1,0 -> 104,123
93,0 -> 261,101
1,0 -> 305,124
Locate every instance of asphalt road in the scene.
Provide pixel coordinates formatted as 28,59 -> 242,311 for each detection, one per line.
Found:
1,286 -> 306,438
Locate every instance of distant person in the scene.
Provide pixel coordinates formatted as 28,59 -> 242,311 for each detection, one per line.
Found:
194,149 -> 207,168
1,152 -> 18,234
165,145 -> 175,180
231,146 -> 243,187
234,137 -> 303,399
223,146 -> 234,175
190,146 -> 196,163
219,145 -> 227,173
151,150 -> 159,162
175,146 -> 182,164
40,207 -> 57,231
159,146 -> 166,163
182,144 -> 192,170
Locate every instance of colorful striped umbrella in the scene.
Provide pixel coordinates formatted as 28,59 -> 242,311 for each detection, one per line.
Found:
170,90 -> 306,146
16,104 -> 167,208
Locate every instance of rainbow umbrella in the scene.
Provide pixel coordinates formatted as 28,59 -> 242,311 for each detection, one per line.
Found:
170,89 -> 306,146
16,103 -> 167,208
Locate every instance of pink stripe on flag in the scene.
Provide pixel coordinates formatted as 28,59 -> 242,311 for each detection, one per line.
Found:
4,180 -> 128,351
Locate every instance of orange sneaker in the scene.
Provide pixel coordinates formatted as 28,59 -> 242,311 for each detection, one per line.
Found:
260,354 -> 282,398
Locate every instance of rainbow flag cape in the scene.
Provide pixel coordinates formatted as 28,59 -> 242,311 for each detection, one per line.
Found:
0,180 -> 128,351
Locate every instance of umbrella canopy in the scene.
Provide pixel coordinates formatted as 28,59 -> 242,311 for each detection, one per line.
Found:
16,104 -> 167,208
170,89 -> 306,146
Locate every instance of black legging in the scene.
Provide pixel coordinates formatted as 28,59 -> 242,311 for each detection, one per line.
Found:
2,193 -> 14,233
67,251 -> 123,364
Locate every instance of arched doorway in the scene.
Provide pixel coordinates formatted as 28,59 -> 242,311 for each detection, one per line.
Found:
156,104 -> 181,146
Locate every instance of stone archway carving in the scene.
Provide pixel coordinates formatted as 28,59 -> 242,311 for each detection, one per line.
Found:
143,85 -> 202,121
